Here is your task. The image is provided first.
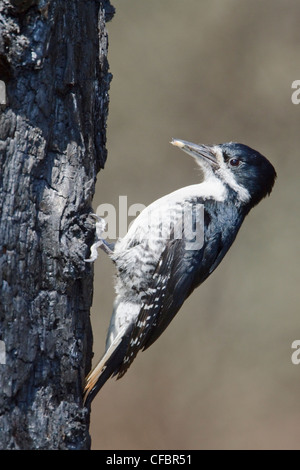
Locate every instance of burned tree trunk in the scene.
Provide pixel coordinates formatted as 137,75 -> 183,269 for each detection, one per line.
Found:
0,0 -> 114,449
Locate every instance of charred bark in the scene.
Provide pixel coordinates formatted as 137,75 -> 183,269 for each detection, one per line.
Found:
0,0 -> 114,449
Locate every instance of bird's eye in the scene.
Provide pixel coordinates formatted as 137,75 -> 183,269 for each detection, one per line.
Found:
229,158 -> 240,167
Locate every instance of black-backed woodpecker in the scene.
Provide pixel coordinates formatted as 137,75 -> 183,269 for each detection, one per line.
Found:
84,139 -> 276,405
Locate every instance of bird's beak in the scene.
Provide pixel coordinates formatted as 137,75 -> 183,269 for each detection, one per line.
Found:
171,139 -> 219,169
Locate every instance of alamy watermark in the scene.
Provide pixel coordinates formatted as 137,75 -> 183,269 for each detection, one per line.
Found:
291,340 -> 300,365
291,80 -> 300,104
0,341 -> 6,365
95,195 -> 205,250
0,81 -> 6,105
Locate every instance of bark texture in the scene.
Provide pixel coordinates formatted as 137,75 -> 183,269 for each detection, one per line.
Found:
0,0 -> 114,449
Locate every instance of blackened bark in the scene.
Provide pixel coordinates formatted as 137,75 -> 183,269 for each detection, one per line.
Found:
0,0 -> 114,449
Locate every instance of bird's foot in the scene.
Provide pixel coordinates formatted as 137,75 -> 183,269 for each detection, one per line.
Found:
85,214 -> 114,262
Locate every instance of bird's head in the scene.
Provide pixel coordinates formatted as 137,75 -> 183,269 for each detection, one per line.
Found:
171,139 -> 277,209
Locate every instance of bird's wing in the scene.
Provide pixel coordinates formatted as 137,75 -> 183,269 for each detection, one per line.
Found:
116,223 -> 224,379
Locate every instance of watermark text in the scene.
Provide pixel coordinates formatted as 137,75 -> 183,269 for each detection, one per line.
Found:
0,341 -> 6,365
291,340 -> 300,365
95,196 -> 205,250
0,81 -> 6,105
291,80 -> 300,104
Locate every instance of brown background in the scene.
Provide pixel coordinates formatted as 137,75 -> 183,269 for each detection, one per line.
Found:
90,0 -> 300,449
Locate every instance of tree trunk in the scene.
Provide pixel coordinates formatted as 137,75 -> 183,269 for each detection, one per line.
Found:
0,0 -> 114,450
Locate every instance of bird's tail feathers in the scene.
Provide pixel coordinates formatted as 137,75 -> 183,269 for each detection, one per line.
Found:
83,326 -> 131,406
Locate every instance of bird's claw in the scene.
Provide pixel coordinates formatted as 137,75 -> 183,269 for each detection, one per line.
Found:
85,214 -> 112,262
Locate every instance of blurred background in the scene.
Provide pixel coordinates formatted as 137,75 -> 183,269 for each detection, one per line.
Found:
90,0 -> 300,449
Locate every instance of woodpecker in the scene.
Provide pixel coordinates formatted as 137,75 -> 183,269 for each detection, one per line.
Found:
84,139 -> 276,405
